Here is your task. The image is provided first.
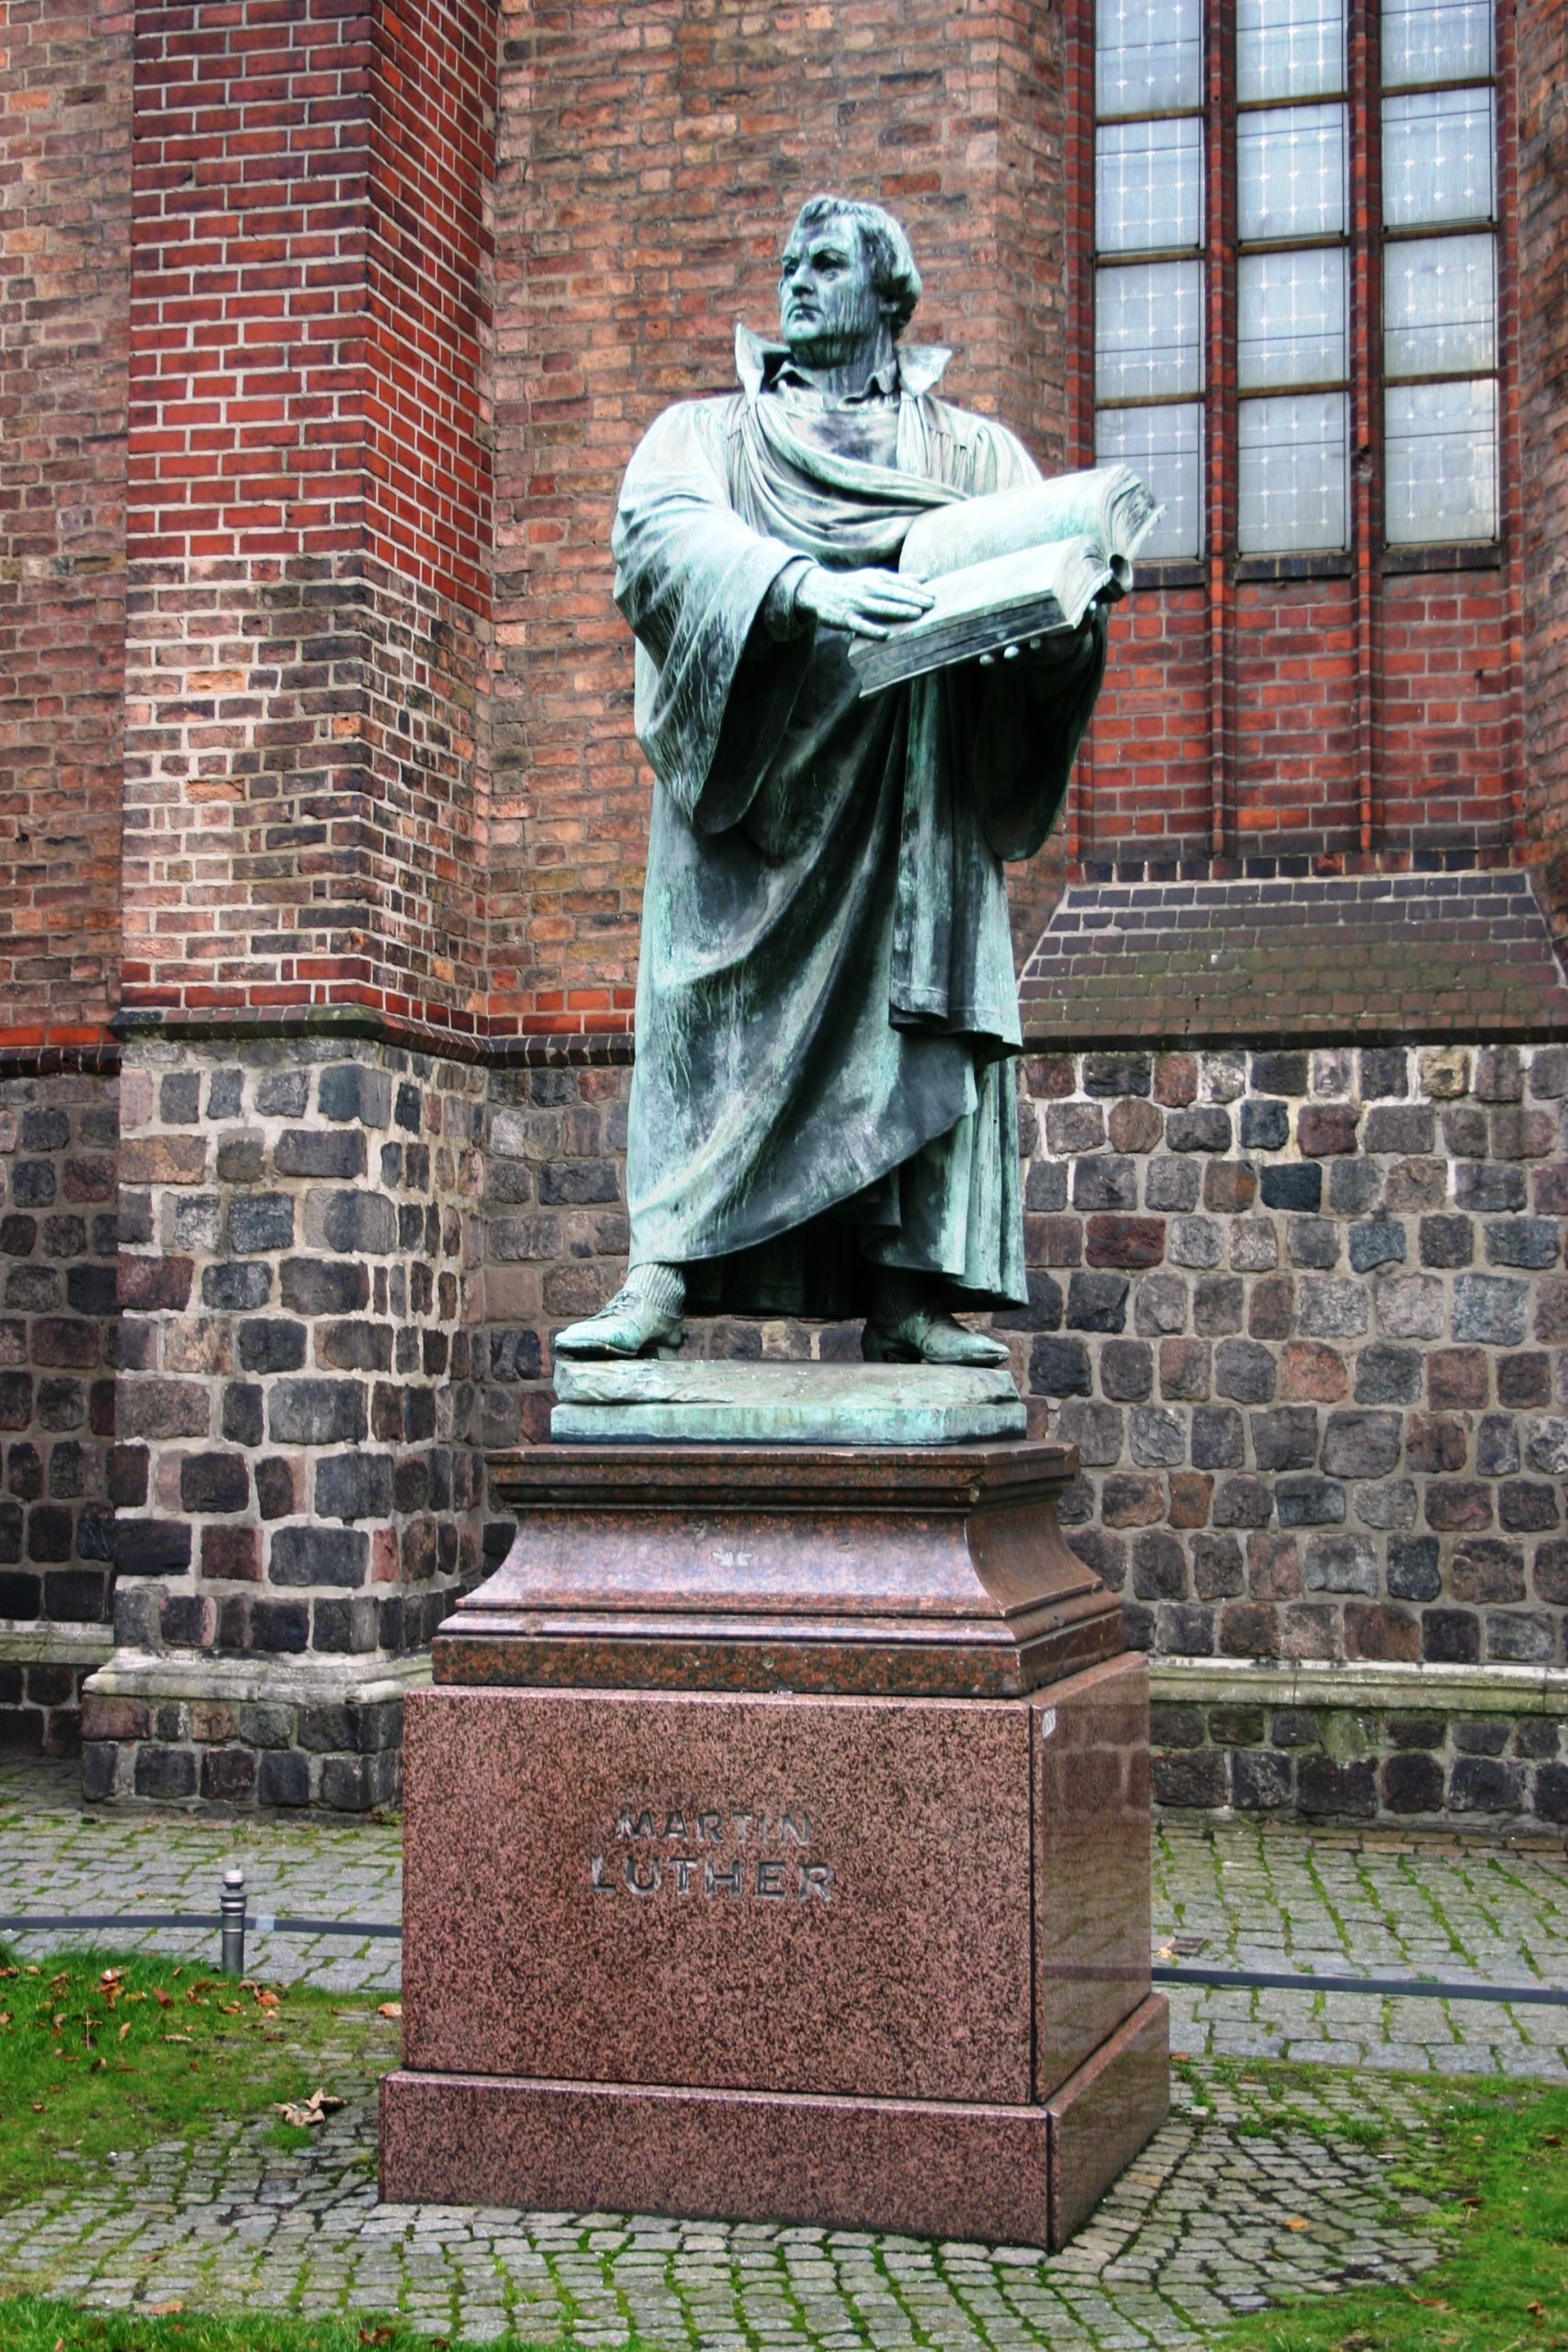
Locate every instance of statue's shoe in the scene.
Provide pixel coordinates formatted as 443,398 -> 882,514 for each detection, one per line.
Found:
554,1286 -> 684,1360
862,1310 -> 1010,1368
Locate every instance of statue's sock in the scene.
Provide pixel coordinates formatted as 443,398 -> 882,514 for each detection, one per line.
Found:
625,1261 -> 685,1317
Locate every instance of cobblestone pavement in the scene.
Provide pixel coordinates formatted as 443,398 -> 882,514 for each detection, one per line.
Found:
4,1757 -> 1567,2342
5,1756 -> 1566,2078
0,2059 -> 1454,2347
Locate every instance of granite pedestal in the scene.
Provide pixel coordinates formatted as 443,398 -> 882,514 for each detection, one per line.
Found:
380,1437 -> 1168,2248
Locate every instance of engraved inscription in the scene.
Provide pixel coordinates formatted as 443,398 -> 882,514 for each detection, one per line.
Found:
589,1803 -> 833,1903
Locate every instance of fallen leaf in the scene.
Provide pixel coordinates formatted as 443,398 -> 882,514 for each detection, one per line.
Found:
220,2002 -> 243,2015
1528,2302 -> 1545,2320
23,1966 -> 40,1977
147,2301 -> 184,2317
1283,2217 -> 1310,2233
0,1966 -> 16,1979
277,2087 -> 347,2129
162,2034 -> 195,2046
153,1989 -> 173,2010
118,2023 -> 132,2041
29,2102 -> 43,2113
49,1973 -> 70,1992
357,2329 -> 395,2346
378,2002 -> 402,2019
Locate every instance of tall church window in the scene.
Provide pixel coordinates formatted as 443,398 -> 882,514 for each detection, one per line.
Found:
1090,0 -> 1500,557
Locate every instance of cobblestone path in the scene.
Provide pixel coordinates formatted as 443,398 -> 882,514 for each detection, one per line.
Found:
5,1757 -> 1566,2076
0,2062 -> 1452,2348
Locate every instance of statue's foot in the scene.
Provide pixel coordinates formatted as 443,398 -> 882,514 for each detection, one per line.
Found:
555,1283 -> 685,1361
862,1308 -> 1010,1368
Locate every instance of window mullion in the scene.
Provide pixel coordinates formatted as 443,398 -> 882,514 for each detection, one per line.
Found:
1206,0 -> 1237,857
1351,0 -> 1383,854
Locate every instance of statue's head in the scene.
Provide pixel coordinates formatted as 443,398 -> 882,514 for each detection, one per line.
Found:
779,197 -> 922,368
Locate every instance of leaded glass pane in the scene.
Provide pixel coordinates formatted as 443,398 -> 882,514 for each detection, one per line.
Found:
1383,233 -> 1496,377
1382,0 -> 1494,89
1096,0 -> 1203,117
1237,248 -> 1348,388
1237,104 -> 1348,242
1237,390 -> 1349,550
1096,403 -> 1203,559
1238,0 -> 1346,103
1385,378 -> 1497,541
1382,88 -> 1495,226
1096,119 -> 1205,253
1096,262 -> 1205,401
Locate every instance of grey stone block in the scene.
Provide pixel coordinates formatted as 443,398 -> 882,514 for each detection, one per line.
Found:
267,1378 -> 368,1446
1303,1532 -> 1377,1593
1214,1339 -> 1275,1404
1129,1405 -> 1186,1466
1276,1476 -> 1345,1527
229,1194 -> 296,1254
1451,1273 -> 1529,1346
1295,1278 -> 1368,1339
1252,1407 -> 1319,1471
269,1525 -> 369,1587
1191,1405 -> 1245,1469
1348,1220 -> 1405,1272
1144,1158 -> 1201,1210
1321,1410 -> 1403,1479
315,1452 -> 396,1521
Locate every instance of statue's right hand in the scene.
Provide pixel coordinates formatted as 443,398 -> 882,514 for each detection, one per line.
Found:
794,566 -> 935,639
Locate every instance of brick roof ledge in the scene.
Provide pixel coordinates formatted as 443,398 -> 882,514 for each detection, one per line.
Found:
1020,865 -> 1568,1047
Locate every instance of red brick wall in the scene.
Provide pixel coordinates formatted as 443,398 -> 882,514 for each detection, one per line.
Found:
1517,0 -> 1568,941
1232,583 -> 1359,850
487,0 -> 1072,1037
1078,591 -> 1210,860
0,0 -> 132,1046
367,0 -> 492,609
1381,572 -> 1515,854
118,0 -> 492,1034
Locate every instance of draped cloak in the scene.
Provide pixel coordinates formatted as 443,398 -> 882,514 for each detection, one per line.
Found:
613,331 -> 1108,1317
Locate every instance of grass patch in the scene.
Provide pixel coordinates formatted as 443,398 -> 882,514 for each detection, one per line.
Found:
0,1945 -> 399,2209
0,2300 -> 489,2351
1219,2080 -> 1568,2351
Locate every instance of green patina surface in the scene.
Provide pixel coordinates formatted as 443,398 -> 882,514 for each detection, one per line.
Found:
550,1359 -> 1026,1444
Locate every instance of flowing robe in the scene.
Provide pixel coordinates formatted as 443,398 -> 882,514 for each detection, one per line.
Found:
612,332 -> 1107,1317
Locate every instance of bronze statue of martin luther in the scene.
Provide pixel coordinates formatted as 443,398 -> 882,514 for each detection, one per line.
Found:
557,197 -> 1118,1368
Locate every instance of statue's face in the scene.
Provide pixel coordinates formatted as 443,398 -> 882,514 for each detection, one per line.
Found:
778,213 -> 884,368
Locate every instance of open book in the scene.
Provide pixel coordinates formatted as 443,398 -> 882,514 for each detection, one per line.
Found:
848,464 -> 1160,697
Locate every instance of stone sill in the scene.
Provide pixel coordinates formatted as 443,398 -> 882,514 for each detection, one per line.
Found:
0,1620 -> 115,1670
83,1649 -> 433,1711
1149,1655 -> 1568,1718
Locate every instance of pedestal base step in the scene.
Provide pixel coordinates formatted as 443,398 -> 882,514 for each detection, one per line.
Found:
379,1996 -> 1168,2251
551,1359 -> 1027,1445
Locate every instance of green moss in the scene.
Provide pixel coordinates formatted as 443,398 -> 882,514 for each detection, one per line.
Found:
0,1944 -> 399,2209
1218,2083 -> 1568,2352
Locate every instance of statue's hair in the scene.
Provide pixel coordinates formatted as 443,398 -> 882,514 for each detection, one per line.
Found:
789,196 -> 922,337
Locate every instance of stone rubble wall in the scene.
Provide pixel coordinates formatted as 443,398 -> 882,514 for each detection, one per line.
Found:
87,1038 -> 486,1808
479,1038 -> 1568,1829
0,1074 -> 120,1754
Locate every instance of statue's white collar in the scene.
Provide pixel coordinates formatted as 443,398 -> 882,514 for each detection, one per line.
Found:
735,322 -> 953,401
